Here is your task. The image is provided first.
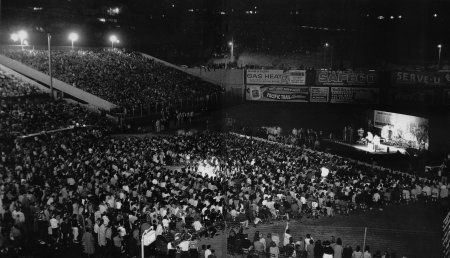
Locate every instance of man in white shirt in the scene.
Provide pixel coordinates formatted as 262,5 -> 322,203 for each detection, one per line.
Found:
178,239 -> 190,255
193,220 -> 203,232
283,222 -> 292,246
50,216 -> 59,230
204,245 -> 212,258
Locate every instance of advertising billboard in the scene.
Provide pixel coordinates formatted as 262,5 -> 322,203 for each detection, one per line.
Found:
245,85 -> 309,102
246,69 -> 306,85
330,87 -> 379,104
392,71 -> 450,86
310,87 -> 329,102
316,70 -> 378,86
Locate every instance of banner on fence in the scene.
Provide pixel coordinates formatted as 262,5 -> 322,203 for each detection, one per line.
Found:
310,87 -> 329,102
392,71 -> 450,86
246,69 -> 306,85
330,87 -> 379,104
316,70 -> 378,85
246,85 -> 309,102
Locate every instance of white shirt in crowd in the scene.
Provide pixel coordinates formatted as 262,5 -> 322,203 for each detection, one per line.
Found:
178,240 -> 190,251
50,217 -> 59,228
193,221 -> 202,231
205,248 -> 212,258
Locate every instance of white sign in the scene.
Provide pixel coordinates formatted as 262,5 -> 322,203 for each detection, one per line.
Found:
310,87 -> 329,102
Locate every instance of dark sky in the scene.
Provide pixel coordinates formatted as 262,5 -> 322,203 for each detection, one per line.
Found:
2,0 -> 450,65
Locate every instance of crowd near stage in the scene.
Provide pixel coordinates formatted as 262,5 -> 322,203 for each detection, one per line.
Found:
323,139 -> 407,155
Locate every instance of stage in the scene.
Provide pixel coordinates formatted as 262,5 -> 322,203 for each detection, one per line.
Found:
323,139 -> 407,155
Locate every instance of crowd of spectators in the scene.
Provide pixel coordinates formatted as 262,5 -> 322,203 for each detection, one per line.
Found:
0,70 -> 41,98
0,99 -> 111,138
0,70 -> 112,153
2,49 -> 223,113
0,67 -> 445,258
0,125 -> 446,257
228,226 -> 401,258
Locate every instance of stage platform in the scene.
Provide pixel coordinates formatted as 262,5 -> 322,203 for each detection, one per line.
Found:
323,139 -> 407,155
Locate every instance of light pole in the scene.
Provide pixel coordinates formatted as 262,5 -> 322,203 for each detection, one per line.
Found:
110,35 -> 119,49
324,42 -> 329,68
68,32 -> 79,50
48,33 -> 54,99
228,41 -> 234,63
437,44 -> 442,68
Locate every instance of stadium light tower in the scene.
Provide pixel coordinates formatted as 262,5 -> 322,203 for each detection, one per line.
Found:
18,30 -> 28,48
10,33 -> 19,42
68,32 -> 79,50
437,44 -> 442,68
110,35 -> 119,49
12,30 -> 28,50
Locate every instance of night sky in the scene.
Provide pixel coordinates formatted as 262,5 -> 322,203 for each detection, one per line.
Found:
2,0 -> 450,65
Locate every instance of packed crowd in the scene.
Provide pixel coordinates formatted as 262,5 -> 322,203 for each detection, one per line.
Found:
0,70 -> 41,98
2,49 -> 223,113
0,67 -> 444,258
0,72 -> 112,157
0,98 -> 111,138
0,124 -> 446,257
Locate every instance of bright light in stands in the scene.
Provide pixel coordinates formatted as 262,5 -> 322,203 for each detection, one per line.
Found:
68,32 -> 79,49
398,15 -> 402,19
109,35 -> 120,48
434,13 -> 438,18
390,16 -> 394,19
18,30 -> 28,41
68,32 -> 79,42
438,44 -> 442,49
324,42 -> 329,47
10,33 -> 19,42
110,35 -> 118,43
12,30 -> 28,50
107,7 -> 121,15
98,18 -> 106,23
377,16 -> 384,20
321,167 -> 330,177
